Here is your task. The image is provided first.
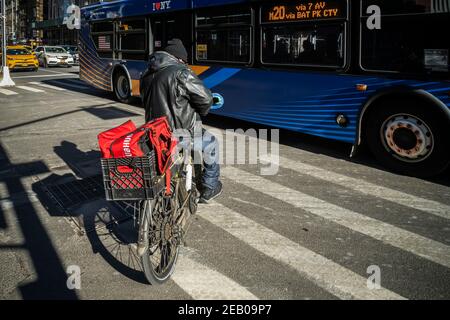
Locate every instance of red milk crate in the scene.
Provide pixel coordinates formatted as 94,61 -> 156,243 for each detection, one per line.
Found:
101,151 -> 164,201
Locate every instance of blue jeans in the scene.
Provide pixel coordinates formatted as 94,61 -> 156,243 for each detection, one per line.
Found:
177,128 -> 220,191
201,129 -> 220,190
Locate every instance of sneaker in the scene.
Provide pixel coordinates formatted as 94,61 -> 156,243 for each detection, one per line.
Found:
199,181 -> 223,204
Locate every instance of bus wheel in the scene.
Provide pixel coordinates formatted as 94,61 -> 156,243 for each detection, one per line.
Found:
365,102 -> 450,177
114,71 -> 132,104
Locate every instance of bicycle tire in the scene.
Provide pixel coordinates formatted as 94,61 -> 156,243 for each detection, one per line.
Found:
140,196 -> 180,285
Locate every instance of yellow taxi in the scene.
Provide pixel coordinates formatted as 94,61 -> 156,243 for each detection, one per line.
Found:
4,45 -> 39,71
23,45 -> 35,54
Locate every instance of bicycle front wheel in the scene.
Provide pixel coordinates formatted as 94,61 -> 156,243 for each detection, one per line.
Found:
140,196 -> 180,285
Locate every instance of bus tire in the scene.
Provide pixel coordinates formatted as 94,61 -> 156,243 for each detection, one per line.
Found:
365,100 -> 450,178
113,70 -> 132,104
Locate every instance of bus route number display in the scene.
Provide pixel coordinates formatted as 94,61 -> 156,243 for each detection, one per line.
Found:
262,1 -> 347,22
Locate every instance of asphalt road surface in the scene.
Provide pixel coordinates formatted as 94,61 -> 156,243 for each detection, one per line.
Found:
0,67 -> 449,300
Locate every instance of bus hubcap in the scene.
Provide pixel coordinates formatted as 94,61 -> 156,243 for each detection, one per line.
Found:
382,114 -> 433,162
116,75 -> 129,99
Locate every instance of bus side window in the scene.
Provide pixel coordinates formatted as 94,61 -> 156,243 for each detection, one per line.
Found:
194,6 -> 253,65
261,24 -> 345,68
117,19 -> 147,61
91,22 -> 114,59
360,0 -> 450,74
259,1 -> 348,69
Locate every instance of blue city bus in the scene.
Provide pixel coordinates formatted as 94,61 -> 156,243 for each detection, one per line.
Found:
79,0 -> 450,177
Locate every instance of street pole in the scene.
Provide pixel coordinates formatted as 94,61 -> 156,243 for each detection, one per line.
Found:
13,0 -> 17,42
0,0 -> 15,87
11,0 -> 13,41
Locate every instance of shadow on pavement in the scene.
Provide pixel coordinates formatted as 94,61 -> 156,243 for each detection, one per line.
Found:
32,140 -> 148,284
0,143 -> 78,300
41,78 -> 144,108
84,106 -> 141,121
0,195 -> 6,229
53,141 -> 102,178
0,103 -> 140,133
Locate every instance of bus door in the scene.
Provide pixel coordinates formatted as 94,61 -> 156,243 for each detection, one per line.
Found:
150,12 -> 193,62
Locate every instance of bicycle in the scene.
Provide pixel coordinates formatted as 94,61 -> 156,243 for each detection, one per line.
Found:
101,144 -> 201,285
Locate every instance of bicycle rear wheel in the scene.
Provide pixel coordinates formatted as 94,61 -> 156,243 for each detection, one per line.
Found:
141,195 -> 180,285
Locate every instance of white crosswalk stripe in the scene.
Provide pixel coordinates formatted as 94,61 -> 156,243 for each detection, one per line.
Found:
198,202 -> 405,300
12,73 -> 78,79
29,81 -> 67,91
16,85 -> 45,93
173,254 -> 258,300
0,88 -> 18,96
0,81 -> 83,95
260,155 -> 450,220
222,166 -> 450,269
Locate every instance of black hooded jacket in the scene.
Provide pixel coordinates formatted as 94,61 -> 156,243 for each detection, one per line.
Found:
140,51 -> 213,132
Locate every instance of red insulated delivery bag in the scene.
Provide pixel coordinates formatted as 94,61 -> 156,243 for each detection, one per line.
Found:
139,117 -> 178,194
97,120 -> 137,158
98,119 -> 154,159
98,117 -> 178,197
109,126 -> 152,158
142,117 -> 178,175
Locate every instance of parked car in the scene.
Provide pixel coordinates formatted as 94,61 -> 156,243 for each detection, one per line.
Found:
61,45 -> 79,65
35,46 -> 74,68
1,45 -> 39,71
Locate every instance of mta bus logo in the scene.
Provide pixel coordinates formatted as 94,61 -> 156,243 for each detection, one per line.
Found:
153,1 -> 171,11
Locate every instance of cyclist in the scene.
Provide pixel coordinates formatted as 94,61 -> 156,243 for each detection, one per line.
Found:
140,38 -> 222,203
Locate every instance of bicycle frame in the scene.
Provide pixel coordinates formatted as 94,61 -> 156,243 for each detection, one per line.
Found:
136,148 -> 198,257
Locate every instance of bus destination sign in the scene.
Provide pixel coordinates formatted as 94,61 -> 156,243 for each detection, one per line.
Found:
262,1 -> 347,22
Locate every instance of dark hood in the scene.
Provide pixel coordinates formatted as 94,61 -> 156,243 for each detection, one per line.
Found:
147,51 -> 182,73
